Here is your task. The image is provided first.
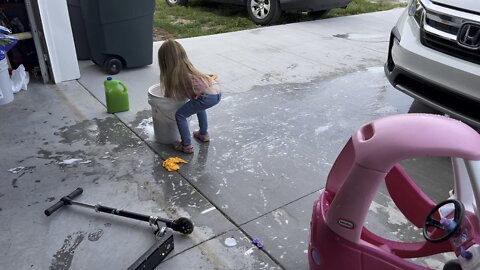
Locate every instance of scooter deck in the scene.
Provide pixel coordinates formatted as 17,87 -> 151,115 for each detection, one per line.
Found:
128,230 -> 174,270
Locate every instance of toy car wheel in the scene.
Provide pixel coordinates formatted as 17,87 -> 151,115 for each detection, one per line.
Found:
247,0 -> 282,26
165,0 -> 188,7
103,57 -> 123,75
443,259 -> 462,270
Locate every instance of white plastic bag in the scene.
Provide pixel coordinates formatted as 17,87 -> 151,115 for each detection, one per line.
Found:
11,64 -> 29,93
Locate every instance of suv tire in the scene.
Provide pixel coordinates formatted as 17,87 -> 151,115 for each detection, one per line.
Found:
247,0 -> 282,25
166,0 -> 188,7
408,100 -> 442,115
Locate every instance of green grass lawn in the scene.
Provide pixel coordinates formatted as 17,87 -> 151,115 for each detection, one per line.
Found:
153,0 -> 406,40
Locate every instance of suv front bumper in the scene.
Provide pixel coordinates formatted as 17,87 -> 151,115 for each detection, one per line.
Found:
384,10 -> 480,127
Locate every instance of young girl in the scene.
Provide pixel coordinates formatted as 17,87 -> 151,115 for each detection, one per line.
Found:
158,39 -> 221,154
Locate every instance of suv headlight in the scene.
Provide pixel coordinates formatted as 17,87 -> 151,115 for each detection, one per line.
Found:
408,0 -> 425,26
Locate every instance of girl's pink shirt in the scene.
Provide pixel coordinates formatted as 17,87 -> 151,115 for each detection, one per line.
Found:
191,75 -> 220,96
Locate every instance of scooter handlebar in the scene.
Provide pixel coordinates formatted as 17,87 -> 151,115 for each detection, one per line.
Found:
44,188 -> 83,216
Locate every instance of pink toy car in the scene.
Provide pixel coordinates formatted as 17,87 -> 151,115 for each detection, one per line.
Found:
309,114 -> 480,270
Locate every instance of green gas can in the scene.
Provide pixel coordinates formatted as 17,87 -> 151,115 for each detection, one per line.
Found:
104,77 -> 129,113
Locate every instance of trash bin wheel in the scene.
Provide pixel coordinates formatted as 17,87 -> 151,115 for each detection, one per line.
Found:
165,0 -> 188,7
103,57 -> 123,75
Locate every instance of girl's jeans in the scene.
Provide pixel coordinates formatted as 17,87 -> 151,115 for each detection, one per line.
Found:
175,93 -> 221,146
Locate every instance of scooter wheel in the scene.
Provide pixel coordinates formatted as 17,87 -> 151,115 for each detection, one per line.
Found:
103,57 -> 123,75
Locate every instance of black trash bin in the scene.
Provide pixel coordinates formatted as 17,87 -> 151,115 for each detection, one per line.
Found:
80,0 -> 156,75
67,0 -> 91,60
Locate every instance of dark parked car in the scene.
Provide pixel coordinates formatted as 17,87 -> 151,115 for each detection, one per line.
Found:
166,0 -> 352,25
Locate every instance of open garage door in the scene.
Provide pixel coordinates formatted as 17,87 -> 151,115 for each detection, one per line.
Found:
21,0 -> 80,83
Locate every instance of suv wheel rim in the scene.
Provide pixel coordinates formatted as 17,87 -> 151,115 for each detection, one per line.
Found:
250,0 -> 270,20
168,0 -> 178,4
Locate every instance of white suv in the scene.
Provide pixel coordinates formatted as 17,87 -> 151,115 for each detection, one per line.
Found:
384,0 -> 480,127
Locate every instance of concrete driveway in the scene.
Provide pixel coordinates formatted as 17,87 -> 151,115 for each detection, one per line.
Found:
0,8 -> 457,270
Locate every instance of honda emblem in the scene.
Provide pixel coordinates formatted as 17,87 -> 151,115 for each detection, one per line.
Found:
457,23 -> 480,50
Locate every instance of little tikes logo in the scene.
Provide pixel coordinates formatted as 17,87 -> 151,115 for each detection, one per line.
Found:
337,218 -> 355,230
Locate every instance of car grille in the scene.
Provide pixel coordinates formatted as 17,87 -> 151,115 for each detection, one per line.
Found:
421,31 -> 480,64
425,18 -> 458,35
421,9 -> 480,65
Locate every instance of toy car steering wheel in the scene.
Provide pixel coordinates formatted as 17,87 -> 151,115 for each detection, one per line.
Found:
423,199 -> 465,243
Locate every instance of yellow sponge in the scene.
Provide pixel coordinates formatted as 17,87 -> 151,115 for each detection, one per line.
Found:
162,157 -> 188,172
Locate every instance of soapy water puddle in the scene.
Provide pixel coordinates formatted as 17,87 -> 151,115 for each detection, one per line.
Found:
224,237 -> 237,247
50,229 -> 105,269
27,117 -> 150,181
129,110 -> 156,141
8,166 -> 36,188
50,232 -> 86,270
60,159 -> 92,165
55,117 -> 142,152
333,33 -> 387,42
8,166 -> 35,174
8,167 -> 26,174
209,67 -> 412,194
88,229 -> 104,242
135,117 -> 155,141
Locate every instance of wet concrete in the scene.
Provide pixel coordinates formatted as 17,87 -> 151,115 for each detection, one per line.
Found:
0,82 -> 246,269
0,8 -> 462,270
176,67 -> 412,224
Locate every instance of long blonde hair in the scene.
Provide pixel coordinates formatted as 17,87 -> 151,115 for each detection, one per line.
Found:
158,39 -> 210,100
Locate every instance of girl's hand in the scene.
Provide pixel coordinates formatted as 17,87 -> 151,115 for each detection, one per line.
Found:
207,74 -> 218,80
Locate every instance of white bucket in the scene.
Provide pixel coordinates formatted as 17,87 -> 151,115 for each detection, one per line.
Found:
148,84 -> 190,144
0,59 -> 13,106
